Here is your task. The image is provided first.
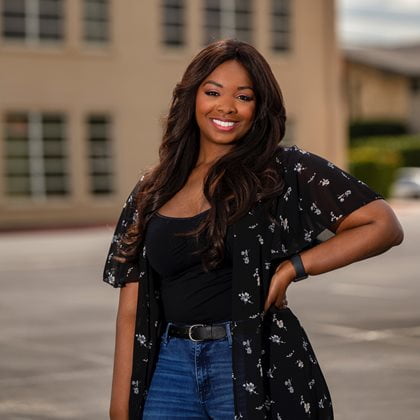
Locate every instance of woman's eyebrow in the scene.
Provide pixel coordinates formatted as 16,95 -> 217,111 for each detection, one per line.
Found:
203,80 -> 254,91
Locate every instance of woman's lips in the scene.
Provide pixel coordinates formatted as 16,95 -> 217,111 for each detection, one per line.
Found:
210,118 -> 239,132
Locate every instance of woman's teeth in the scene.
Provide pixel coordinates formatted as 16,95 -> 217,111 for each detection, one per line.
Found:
212,119 -> 236,128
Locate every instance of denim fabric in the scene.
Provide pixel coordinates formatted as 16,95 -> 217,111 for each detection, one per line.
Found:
142,321 -> 235,419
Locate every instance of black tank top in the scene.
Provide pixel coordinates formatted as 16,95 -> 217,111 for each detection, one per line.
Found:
144,209 -> 233,324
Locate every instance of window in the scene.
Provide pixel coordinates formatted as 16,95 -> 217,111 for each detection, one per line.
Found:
162,0 -> 185,46
2,0 -> 64,42
204,0 -> 252,45
271,0 -> 291,52
4,112 -> 68,197
87,114 -> 113,195
83,0 -> 109,43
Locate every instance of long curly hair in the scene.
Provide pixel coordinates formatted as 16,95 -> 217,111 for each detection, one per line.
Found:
121,39 -> 287,271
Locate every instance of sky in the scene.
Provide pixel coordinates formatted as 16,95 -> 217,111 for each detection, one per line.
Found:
338,0 -> 420,46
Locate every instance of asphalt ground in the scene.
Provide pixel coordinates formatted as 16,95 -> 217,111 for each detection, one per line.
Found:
0,200 -> 419,419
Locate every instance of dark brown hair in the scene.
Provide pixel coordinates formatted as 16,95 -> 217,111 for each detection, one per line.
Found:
121,39 -> 287,270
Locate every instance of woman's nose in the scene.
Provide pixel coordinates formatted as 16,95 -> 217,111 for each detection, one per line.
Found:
216,99 -> 237,114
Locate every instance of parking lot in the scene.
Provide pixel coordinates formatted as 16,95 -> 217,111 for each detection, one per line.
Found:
0,201 -> 419,419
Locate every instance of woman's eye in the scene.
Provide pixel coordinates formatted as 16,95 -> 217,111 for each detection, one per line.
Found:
238,95 -> 254,102
205,90 -> 219,96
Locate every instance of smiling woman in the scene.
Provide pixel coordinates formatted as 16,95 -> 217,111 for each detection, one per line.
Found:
103,39 -> 403,420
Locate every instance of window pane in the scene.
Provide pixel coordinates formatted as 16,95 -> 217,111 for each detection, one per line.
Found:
162,0 -> 185,46
6,158 -> 30,176
3,0 -> 25,14
4,112 -> 68,197
2,15 -> 26,38
83,0 -> 109,42
271,0 -> 291,51
6,176 -> 31,196
87,115 -> 113,195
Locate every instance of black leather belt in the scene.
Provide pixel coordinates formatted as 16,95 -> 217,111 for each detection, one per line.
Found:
167,323 -> 228,341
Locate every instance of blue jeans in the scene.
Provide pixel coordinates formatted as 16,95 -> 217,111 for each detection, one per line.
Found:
142,321 -> 235,419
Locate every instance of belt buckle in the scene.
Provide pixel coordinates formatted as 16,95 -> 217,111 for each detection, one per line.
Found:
188,324 -> 205,341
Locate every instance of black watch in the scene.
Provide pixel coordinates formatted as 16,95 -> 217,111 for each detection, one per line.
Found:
290,254 -> 308,282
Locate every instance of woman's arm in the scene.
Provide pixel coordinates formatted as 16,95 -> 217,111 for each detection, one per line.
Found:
264,199 -> 404,311
109,282 -> 139,420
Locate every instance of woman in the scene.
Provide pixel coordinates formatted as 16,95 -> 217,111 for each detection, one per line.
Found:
104,39 -> 403,420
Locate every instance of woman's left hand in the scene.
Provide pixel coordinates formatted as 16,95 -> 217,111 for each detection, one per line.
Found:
264,260 -> 295,312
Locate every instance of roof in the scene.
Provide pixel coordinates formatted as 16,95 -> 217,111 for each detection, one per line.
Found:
344,43 -> 420,77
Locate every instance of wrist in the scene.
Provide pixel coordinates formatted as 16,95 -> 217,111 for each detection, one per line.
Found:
274,260 -> 295,286
289,253 -> 309,282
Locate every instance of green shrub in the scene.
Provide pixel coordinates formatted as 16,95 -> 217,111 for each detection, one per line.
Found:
349,146 -> 402,198
350,135 -> 420,167
349,120 -> 408,139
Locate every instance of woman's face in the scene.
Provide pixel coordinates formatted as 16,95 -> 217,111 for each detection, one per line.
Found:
195,60 -> 256,147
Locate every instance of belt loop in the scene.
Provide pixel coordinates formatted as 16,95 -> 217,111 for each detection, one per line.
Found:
161,322 -> 172,345
225,321 -> 233,347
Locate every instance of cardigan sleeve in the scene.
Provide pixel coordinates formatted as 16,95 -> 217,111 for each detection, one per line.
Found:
290,146 -> 383,233
270,146 -> 383,260
103,179 -> 144,288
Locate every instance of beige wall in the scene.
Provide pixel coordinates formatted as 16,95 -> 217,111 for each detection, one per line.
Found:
0,0 -> 345,229
344,61 -> 410,121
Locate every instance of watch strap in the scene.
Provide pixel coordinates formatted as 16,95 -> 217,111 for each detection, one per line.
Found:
290,254 -> 308,282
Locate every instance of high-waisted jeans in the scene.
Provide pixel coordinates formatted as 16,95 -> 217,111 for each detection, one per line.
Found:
142,320 -> 235,419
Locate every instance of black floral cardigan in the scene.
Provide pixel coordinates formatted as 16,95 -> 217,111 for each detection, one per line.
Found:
103,146 -> 382,419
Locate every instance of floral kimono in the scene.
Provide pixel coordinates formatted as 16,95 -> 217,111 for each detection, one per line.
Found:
103,145 -> 382,419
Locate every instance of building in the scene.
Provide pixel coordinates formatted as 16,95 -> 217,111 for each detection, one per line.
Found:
0,0 -> 344,229
344,43 -> 420,132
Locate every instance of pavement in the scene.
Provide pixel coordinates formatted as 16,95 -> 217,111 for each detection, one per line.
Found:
0,200 -> 419,420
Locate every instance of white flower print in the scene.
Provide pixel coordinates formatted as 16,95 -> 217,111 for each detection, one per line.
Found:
308,379 -> 315,389
243,382 -> 258,394
269,334 -> 286,345
294,162 -> 305,173
256,396 -> 275,411
272,314 -> 287,330
327,161 -> 335,169
256,234 -> 264,245
238,291 -> 253,304
248,222 -> 258,229
279,215 -> 289,231
281,244 -> 288,254
240,249 -> 250,264
264,261 -> 271,270
286,350 -> 295,358
268,221 -> 275,232
296,359 -> 304,368
319,178 -> 330,186
310,202 -> 321,215
337,189 -> 352,202
242,339 -> 252,354
340,170 -> 350,179
131,380 -> 140,394
302,339 -> 309,351
285,379 -> 294,393
283,186 -> 292,201
307,172 -> 316,183
330,211 -> 343,222
267,364 -> 277,378
277,414 -> 283,420
106,272 -> 116,285
300,395 -> 311,414
142,245 -> 146,258
304,229 -> 313,242
253,267 -> 260,286
136,334 -> 151,349
257,358 -> 263,377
